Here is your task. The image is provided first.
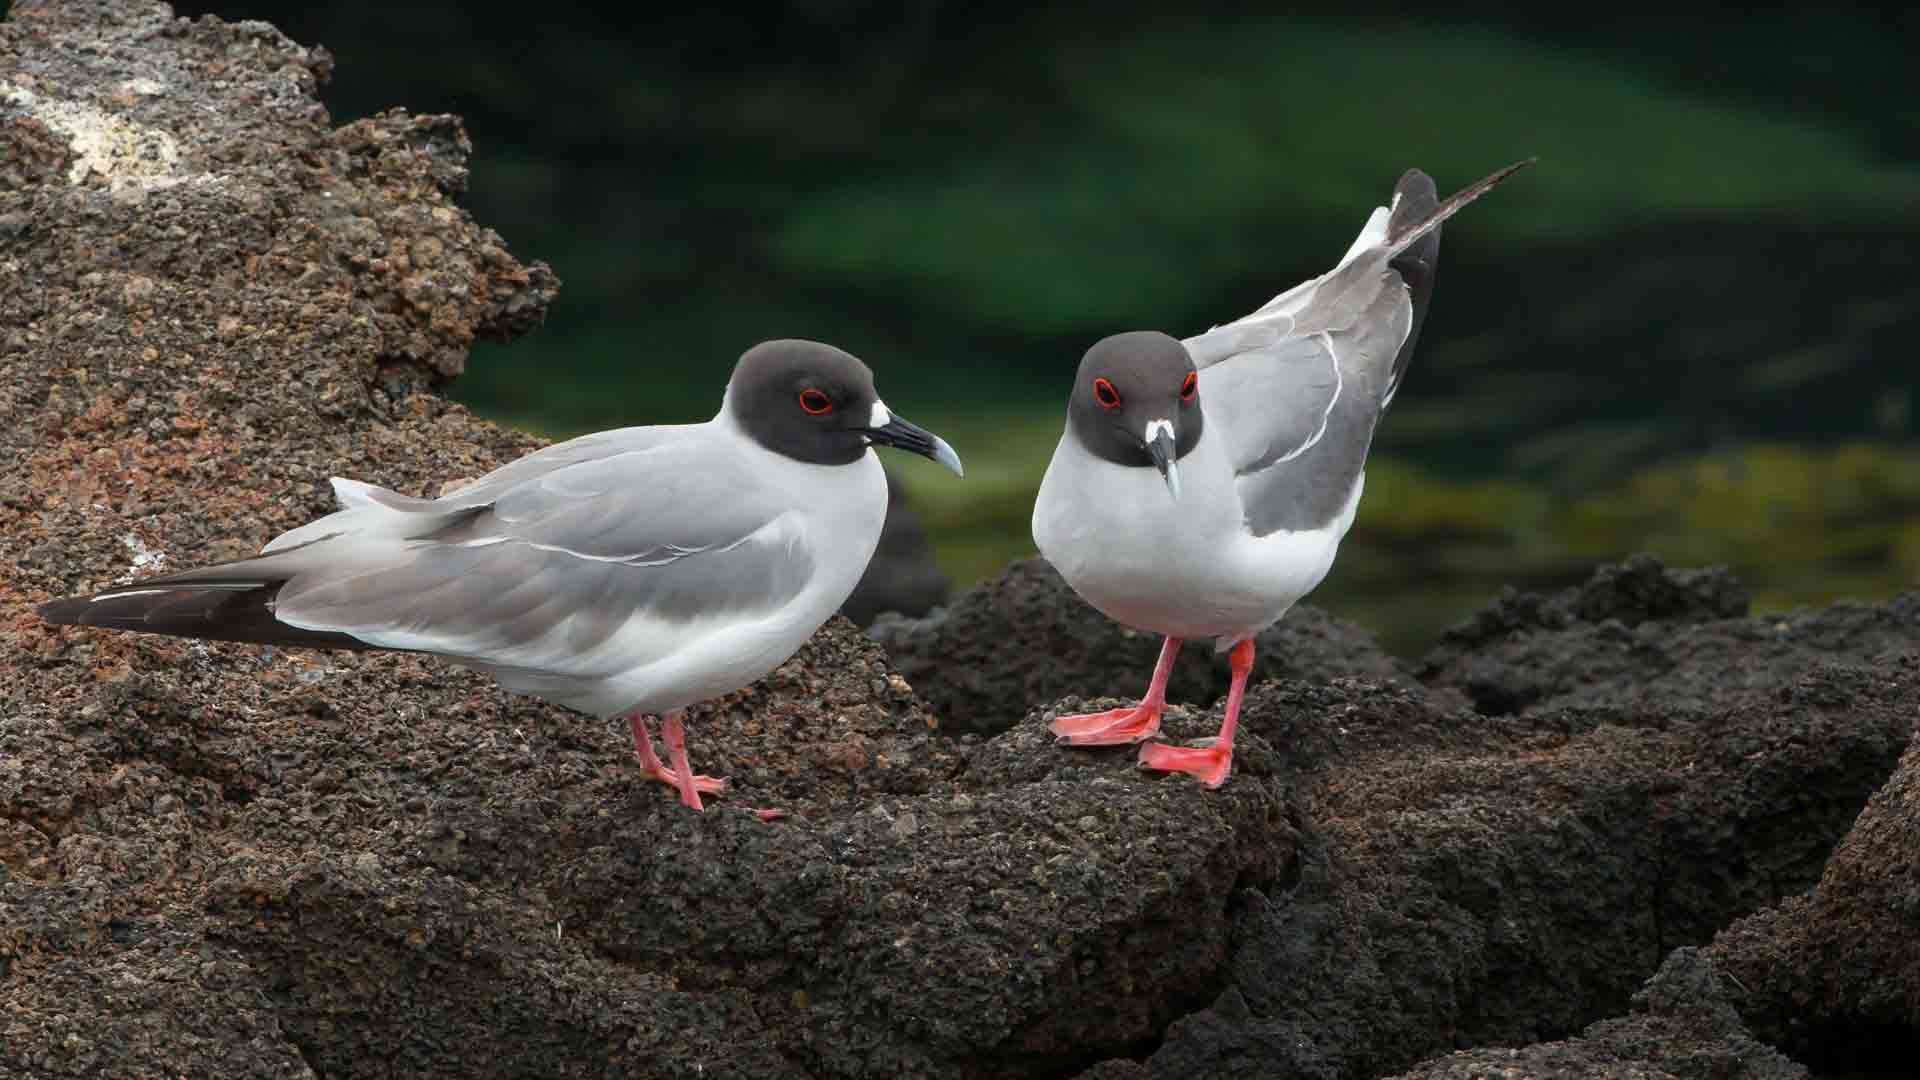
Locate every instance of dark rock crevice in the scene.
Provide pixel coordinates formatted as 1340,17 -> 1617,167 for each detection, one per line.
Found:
1785,1020 -> 1920,1080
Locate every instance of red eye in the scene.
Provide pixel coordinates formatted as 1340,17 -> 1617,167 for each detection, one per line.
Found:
798,388 -> 833,415
1180,371 -> 1197,401
1092,377 -> 1121,409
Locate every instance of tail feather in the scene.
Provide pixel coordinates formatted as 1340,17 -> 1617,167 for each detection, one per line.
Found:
37,558 -> 376,651
1384,157 -> 1534,258
1378,158 -> 1533,408
41,475 -> 461,652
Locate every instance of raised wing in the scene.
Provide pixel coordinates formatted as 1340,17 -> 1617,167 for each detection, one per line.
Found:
1190,276 -> 1409,537
1186,161 -> 1530,536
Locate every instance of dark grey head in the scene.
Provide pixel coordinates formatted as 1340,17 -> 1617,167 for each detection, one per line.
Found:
1068,330 -> 1202,499
728,339 -> 963,475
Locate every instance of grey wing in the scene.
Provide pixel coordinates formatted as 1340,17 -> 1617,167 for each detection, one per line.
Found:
1185,167 -> 1484,537
271,439 -> 815,677
1190,278 -> 1409,537
404,423 -> 694,509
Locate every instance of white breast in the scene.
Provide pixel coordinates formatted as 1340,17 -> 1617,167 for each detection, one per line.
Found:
1033,424 -> 1360,647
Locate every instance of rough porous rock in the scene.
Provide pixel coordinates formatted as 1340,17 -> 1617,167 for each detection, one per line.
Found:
870,556 -> 1412,734
1114,658 -> 1914,1078
1421,554 -> 1920,716
1386,948 -> 1806,1080
0,4 -> 1283,1077
1704,712 -> 1920,1077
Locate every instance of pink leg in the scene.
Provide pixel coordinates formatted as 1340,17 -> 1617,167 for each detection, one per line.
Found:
1138,637 -> 1251,788
629,713 -> 668,774
660,711 -> 709,811
627,711 -> 726,804
1050,636 -> 1182,746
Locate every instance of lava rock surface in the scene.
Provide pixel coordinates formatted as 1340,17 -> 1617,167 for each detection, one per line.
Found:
6,4 -> 1920,1079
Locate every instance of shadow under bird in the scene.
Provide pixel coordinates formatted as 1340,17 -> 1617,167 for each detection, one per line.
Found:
38,339 -> 964,813
1033,160 -> 1534,787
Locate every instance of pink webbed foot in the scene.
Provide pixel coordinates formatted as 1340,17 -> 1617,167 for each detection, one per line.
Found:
629,712 -> 727,810
1138,637 -> 1254,791
1049,635 -> 1182,747
642,769 -> 728,798
1137,738 -> 1234,788
1049,702 -> 1164,745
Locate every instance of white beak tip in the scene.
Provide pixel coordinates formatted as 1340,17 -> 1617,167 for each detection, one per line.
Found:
932,435 -> 964,478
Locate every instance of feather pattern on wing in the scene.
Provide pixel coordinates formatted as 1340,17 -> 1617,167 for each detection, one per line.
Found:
269,435 -> 818,678
1182,161 -> 1530,536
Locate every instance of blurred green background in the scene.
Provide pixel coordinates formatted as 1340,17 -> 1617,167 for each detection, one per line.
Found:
150,5 -> 1920,651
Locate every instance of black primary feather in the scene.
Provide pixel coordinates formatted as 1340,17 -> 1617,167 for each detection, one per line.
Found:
37,565 -> 376,652
1385,168 -> 1442,406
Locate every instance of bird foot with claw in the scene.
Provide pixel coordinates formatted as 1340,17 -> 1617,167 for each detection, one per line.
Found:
1049,702 -> 1164,746
638,767 -> 729,797
1137,739 -> 1234,788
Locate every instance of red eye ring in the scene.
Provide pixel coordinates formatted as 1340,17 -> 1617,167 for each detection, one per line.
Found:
1092,377 -> 1121,409
1180,371 -> 1197,401
798,388 -> 833,415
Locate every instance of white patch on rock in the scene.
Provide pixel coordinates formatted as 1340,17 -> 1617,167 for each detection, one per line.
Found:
114,532 -> 166,583
1,81 -> 208,191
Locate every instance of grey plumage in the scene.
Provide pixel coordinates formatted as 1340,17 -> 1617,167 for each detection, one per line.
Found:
40,434 -> 817,667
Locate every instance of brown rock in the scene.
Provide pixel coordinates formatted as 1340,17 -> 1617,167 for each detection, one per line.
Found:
1131,660 -> 1913,1077
1706,718 -> 1920,1076
1420,554 -> 1920,716
1385,949 -> 1806,1080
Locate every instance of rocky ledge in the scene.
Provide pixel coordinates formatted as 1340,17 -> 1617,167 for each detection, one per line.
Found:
5,3 -> 1919,1078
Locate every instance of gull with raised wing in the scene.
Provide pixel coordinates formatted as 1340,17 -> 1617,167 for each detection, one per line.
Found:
1033,161 -> 1532,788
39,339 -> 964,813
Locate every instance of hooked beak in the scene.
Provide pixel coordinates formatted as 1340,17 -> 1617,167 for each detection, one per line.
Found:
1145,418 -> 1180,501
863,400 -> 964,477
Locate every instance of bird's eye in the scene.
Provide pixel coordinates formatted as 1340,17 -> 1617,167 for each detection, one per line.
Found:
1092,377 -> 1121,409
1180,371 -> 1196,401
798,388 -> 834,415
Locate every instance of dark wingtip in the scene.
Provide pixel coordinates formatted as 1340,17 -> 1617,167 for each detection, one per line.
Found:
1390,169 -> 1442,242
1394,167 -> 1438,205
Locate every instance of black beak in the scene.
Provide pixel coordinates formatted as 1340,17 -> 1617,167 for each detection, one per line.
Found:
865,405 -> 964,477
1146,421 -> 1180,500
